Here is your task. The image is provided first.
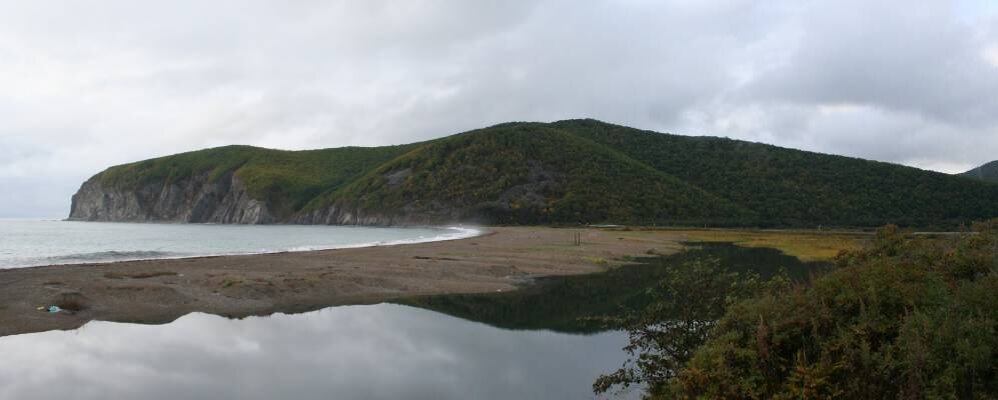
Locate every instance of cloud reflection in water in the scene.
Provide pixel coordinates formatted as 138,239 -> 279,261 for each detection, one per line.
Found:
0,304 -> 633,399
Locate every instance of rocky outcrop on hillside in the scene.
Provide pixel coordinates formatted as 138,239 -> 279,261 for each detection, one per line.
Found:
292,202 -> 464,226
68,172 -> 274,224
291,162 -> 559,226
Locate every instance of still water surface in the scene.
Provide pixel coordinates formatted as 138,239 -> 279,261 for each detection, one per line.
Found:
0,304 -> 635,400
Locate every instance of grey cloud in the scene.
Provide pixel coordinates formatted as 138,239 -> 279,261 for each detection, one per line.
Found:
743,0 -> 998,127
0,0 -> 996,217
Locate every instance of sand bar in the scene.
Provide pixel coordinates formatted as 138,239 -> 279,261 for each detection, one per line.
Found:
0,227 -> 692,337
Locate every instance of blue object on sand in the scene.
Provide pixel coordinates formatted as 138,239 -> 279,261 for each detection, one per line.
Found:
47,306 -> 61,313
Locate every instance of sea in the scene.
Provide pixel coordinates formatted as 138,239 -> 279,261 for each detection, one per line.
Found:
0,219 -> 480,269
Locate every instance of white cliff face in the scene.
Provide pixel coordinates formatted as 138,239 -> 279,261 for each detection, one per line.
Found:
67,172 -> 446,226
68,172 -> 275,224
67,165 -> 488,226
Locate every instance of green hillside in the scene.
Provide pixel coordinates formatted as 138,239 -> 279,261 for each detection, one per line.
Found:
960,160 -> 998,183
81,119 -> 998,227
96,144 -> 416,220
308,123 -> 751,225
553,120 -> 998,227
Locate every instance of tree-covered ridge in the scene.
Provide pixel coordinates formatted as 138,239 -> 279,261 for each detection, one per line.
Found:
318,123 -> 751,225
555,119 -> 998,227
82,119 -> 998,227
960,160 -> 998,183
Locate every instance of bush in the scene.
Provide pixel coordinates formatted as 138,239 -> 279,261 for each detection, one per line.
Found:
599,221 -> 998,399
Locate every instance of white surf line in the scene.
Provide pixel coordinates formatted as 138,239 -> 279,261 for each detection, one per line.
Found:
8,226 -> 487,269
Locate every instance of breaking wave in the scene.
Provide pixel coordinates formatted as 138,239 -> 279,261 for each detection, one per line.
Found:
285,226 -> 483,251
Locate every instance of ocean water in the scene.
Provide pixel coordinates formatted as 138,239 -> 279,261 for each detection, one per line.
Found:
0,220 -> 480,269
0,304 -> 637,400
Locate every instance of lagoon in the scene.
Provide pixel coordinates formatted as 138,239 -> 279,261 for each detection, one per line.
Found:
0,303 -> 634,399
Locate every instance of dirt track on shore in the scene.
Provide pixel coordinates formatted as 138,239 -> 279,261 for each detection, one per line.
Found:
0,227 -> 688,337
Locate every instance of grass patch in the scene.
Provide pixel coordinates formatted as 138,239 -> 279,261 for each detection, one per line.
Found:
612,228 -> 866,261
582,256 -> 609,265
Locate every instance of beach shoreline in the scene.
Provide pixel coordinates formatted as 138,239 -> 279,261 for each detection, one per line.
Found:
0,226 -> 692,337
0,222 -> 484,269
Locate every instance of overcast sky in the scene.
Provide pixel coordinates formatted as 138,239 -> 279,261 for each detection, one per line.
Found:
2,0 -> 997,218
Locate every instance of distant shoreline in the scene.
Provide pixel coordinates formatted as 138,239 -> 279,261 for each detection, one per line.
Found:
0,221 -> 483,269
0,226 -> 866,338
0,227 -> 693,337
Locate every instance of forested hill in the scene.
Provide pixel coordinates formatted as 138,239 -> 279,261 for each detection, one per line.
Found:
70,119 -> 998,228
961,160 -> 998,183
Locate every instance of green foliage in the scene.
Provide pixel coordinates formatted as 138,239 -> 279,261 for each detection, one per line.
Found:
95,144 -> 414,220
606,222 -> 998,399
554,119 -> 998,227
322,123 -> 750,225
961,160 -> 998,183
88,120 -> 998,227
593,257 -> 778,397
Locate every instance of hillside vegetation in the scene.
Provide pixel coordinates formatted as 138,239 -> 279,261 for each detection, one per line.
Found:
961,160 -> 998,183
309,124 -> 750,225
81,119 -> 998,227
597,222 -> 998,399
556,119 -> 998,227
95,144 -> 416,220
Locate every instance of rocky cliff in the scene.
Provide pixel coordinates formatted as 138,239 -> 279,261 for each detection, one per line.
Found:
292,198 -> 475,226
68,169 -> 442,226
69,172 -> 275,224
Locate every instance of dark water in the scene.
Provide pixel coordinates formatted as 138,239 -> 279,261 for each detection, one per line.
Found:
0,242 -> 823,399
401,242 -> 828,333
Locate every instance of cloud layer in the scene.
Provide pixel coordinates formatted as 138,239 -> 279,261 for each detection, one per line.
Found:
1,0 -> 996,217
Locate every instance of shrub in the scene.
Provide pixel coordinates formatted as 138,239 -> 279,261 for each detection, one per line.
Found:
599,221 -> 998,399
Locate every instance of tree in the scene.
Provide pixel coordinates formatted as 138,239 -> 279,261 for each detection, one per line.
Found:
594,257 -> 771,397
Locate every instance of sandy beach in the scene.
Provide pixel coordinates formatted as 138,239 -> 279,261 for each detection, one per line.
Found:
0,227 -> 691,337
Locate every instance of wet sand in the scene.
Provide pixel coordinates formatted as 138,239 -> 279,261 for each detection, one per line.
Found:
0,227 -> 688,337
